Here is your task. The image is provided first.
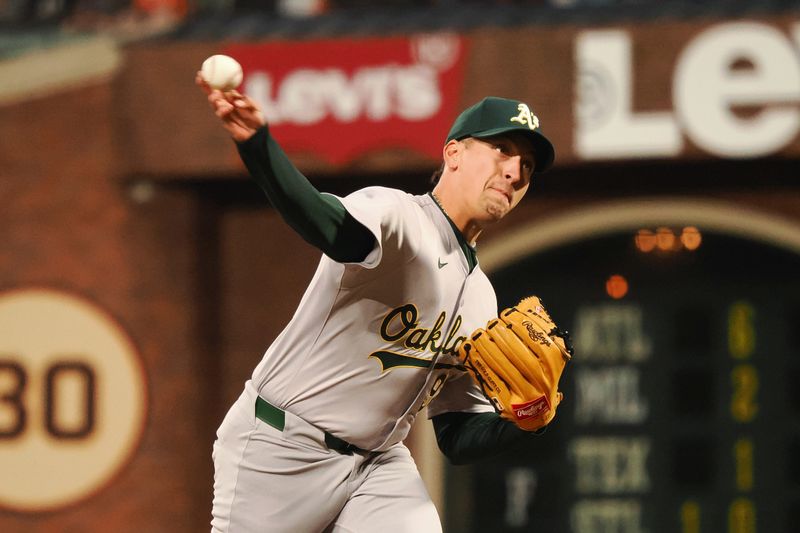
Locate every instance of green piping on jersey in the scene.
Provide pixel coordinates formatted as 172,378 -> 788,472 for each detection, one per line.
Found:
369,350 -> 466,373
427,192 -> 478,273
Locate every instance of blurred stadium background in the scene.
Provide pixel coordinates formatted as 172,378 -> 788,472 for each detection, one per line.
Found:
2,0 -> 800,531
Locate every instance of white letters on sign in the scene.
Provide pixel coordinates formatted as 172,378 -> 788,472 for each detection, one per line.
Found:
575,30 -> 681,158
674,22 -> 800,156
572,304 -> 652,362
575,21 -> 800,159
571,499 -> 646,533
570,437 -> 651,494
574,366 -> 649,424
246,64 -> 441,125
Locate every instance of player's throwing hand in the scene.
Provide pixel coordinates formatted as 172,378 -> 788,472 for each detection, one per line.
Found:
195,72 -> 265,142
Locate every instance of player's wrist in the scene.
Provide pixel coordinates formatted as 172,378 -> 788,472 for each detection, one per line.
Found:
233,124 -> 267,145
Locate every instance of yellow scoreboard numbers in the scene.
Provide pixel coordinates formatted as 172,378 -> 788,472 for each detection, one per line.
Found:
0,289 -> 147,511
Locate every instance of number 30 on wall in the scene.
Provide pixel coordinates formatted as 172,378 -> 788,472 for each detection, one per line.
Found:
1,360 -> 97,439
0,289 -> 147,512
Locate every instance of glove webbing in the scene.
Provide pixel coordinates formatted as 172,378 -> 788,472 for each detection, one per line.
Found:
549,326 -> 574,359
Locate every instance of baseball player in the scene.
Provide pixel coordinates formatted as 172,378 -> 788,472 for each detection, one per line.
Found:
197,74 -> 557,533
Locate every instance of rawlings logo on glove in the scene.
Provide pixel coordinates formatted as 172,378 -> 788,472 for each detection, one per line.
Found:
458,296 -> 573,432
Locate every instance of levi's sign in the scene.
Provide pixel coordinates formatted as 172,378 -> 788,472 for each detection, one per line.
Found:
575,21 -> 800,160
225,35 -> 467,166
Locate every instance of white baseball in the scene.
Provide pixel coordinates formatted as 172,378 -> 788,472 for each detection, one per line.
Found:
201,54 -> 243,91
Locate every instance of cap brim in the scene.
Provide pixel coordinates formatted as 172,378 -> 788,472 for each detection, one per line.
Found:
469,127 -> 555,173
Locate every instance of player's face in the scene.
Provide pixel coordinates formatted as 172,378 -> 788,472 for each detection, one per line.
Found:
459,133 -> 535,221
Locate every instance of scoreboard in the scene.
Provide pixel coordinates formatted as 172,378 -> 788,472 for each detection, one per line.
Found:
445,230 -> 800,533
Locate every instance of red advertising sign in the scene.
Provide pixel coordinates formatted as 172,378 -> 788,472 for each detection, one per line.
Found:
225,34 -> 468,166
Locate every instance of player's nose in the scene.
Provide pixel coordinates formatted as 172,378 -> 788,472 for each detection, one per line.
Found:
503,155 -> 523,184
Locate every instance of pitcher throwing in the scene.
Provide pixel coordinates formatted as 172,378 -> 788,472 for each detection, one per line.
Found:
197,71 -> 570,533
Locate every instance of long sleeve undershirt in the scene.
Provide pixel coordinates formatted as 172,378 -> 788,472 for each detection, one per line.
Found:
432,412 -> 543,465
236,126 -> 374,263
236,125 -> 540,464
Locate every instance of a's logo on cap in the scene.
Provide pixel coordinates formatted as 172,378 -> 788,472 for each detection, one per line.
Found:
509,103 -> 539,131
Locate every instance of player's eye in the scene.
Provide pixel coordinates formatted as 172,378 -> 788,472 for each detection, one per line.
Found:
492,142 -> 509,154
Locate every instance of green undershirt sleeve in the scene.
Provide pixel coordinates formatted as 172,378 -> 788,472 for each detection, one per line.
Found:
236,126 -> 375,263
432,411 -> 544,465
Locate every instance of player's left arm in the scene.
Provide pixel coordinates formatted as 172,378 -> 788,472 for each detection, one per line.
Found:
428,360 -> 539,465
431,411 -> 542,465
428,374 -> 543,466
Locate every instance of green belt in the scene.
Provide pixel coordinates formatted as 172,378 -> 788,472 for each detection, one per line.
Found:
255,396 -> 363,455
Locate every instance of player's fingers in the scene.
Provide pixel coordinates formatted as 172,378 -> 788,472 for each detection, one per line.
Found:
195,72 -> 212,95
207,91 -> 223,108
221,122 -> 245,139
210,93 -> 236,115
219,115 -> 248,138
214,101 -> 235,119
207,87 -> 228,101
232,94 -> 259,112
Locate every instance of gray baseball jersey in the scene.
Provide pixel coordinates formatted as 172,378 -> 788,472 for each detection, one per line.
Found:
212,187 -> 499,533
251,186 -> 495,451
211,94 -> 557,533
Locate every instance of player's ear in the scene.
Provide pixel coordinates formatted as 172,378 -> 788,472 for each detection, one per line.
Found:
442,139 -> 462,171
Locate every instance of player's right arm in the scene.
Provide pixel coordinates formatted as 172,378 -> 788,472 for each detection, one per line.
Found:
197,77 -> 374,263
197,74 -> 264,142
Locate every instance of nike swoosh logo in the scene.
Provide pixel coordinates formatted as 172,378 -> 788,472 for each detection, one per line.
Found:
438,258 -> 448,269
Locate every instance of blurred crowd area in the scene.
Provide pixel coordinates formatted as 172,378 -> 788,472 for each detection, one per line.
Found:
0,0 -> 690,29
0,0 -> 658,55
4,0 -> 798,30
1,0 -> 797,55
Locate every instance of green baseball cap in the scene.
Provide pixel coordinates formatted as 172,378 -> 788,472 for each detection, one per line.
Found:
446,96 -> 555,173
